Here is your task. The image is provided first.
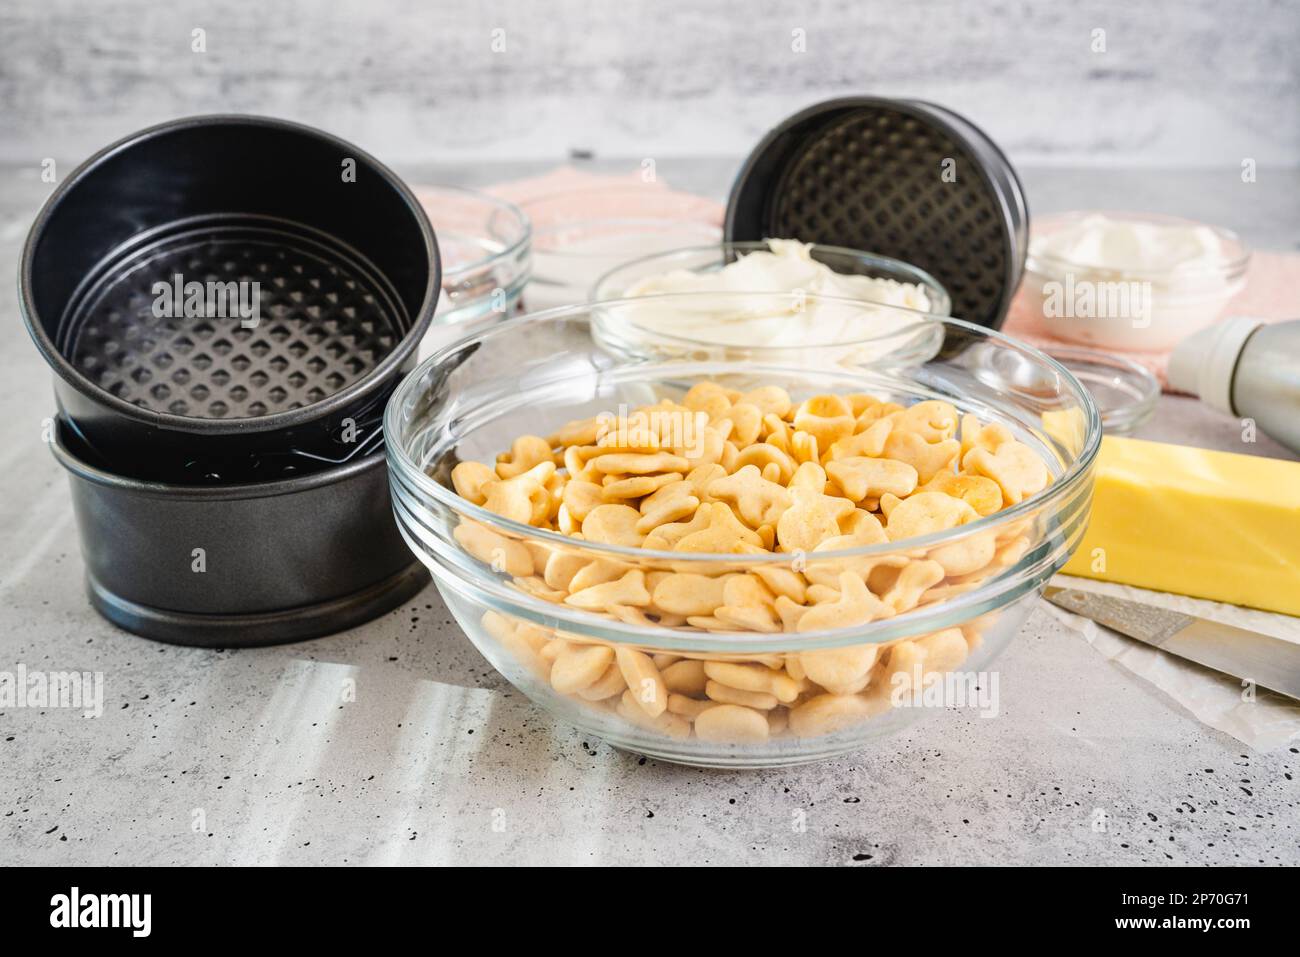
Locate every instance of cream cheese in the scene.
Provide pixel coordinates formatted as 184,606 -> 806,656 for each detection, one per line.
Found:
616,239 -> 932,348
1032,214 -> 1225,276
1025,213 -> 1249,351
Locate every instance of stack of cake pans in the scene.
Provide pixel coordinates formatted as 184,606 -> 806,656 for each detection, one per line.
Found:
20,115 -> 440,646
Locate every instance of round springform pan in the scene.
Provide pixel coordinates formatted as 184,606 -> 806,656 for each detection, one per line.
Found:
51,418 -> 429,647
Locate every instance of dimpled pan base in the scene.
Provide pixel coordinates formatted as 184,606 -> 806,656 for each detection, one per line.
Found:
61,215 -> 405,420
727,99 -> 1027,329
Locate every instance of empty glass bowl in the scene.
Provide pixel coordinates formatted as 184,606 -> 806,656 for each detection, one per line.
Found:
385,295 -> 1100,767
415,185 -> 531,329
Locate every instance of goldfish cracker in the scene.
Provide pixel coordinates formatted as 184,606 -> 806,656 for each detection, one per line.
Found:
734,443 -> 796,484
618,690 -> 691,738
567,558 -> 633,593
543,550 -> 590,592
796,572 -> 890,631
615,647 -> 669,717
514,575 -> 567,603
682,382 -> 733,418
601,471 -> 682,501
641,506 -> 713,550
495,435 -> 554,479
928,530 -> 997,577
798,643 -> 878,695
564,570 -> 651,610
715,402 -> 764,447
667,693 -> 719,720
590,451 -> 690,475
453,521 -> 534,577
674,502 -> 763,552
451,461 -> 496,504
661,659 -> 709,695
790,430 -> 820,466
703,661 -> 801,703
550,644 -> 615,695
776,486 -> 855,553
793,395 -> 856,447
893,399 -> 959,443
548,416 -> 603,448
577,663 -> 627,701
694,704 -> 770,743
481,461 -> 556,525
826,417 -> 893,460
581,504 -> 646,547
881,559 -> 946,614
740,385 -> 793,418
826,456 -> 919,502
636,481 -> 700,533
882,430 -> 961,484
964,441 -> 1049,506
652,572 -> 731,617
885,491 -> 978,541
921,472 -> 1003,516
751,565 -> 808,603
705,680 -> 779,710
789,693 -> 884,738
706,464 -> 791,527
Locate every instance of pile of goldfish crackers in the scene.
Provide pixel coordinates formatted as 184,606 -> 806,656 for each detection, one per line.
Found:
447,381 -> 1051,744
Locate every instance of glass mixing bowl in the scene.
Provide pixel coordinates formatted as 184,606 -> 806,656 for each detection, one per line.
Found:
589,242 -> 951,365
385,295 -> 1100,768
415,185 -> 531,327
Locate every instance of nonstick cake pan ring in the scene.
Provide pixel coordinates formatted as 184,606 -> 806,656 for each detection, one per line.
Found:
725,97 -> 1028,330
51,418 -> 429,647
20,114 -> 440,459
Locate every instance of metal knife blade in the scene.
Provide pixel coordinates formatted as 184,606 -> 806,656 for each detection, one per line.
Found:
1044,585 -> 1300,701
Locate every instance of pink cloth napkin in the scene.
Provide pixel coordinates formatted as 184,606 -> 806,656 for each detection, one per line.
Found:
1003,250 -> 1300,391
479,167 -> 725,227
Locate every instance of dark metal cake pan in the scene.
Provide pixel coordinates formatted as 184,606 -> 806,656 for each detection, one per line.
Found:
21,115 -> 440,459
726,97 -> 1028,330
51,418 -> 428,647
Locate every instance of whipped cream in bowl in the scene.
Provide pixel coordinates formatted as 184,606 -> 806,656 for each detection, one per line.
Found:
1024,212 -> 1250,351
589,239 -> 949,367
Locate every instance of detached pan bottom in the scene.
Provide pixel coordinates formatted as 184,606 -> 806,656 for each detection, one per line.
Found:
53,419 -> 429,647
86,563 -> 428,647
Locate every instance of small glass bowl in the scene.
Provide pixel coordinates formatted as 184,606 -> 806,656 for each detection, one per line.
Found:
385,295 -> 1101,768
587,292 -> 947,369
1038,345 -> 1159,435
416,185 -> 531,327
521,186 -> 722,311
589,241 -> 951,365
592,240 -> 951,314
1023,211 -> 1250,352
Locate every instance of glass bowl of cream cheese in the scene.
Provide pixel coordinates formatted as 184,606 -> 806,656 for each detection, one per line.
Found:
1023,212 -> 1250,351
589,239 -> 951,365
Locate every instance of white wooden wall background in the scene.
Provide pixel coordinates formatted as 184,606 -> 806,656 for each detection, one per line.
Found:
1,0 -> 1296,167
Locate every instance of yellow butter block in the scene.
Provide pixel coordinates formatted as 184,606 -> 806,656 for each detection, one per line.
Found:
1063,435 -> 1300,616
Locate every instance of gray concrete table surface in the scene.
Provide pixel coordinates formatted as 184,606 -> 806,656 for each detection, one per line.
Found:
2,161 -> 1298,866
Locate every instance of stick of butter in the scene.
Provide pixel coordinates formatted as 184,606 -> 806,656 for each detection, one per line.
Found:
1062,435 -> 1300,616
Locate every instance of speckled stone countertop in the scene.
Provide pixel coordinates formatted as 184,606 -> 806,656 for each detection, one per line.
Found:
2,163 -> 1298,866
